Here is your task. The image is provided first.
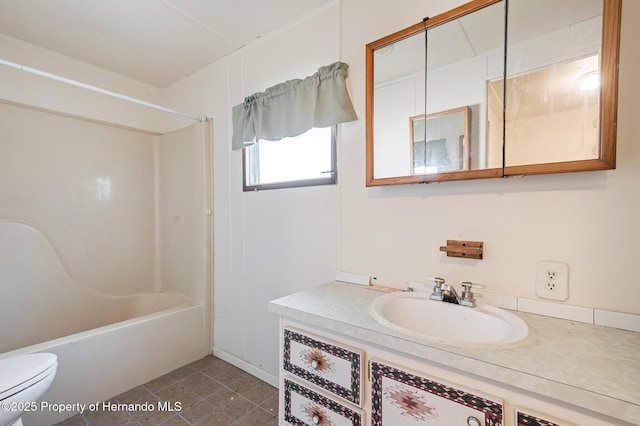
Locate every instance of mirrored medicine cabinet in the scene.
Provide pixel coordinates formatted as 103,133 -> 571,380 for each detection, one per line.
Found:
365,0 -> 622,186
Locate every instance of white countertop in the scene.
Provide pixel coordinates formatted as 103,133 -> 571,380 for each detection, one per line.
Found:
269,281 -> 640,425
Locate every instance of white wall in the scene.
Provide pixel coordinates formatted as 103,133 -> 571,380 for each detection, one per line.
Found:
161,0 -> 640,383
162,3 -> 342,383
340,0 -> 640,312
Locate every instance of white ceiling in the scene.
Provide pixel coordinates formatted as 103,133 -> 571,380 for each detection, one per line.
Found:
0,0 -> 328,88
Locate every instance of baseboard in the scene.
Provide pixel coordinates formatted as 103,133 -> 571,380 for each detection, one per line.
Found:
212,347 -> 279,388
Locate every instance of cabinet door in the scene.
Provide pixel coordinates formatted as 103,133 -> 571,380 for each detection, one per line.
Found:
284,378 -> 364,426
515,409 -> 576,426
371,360 -> 503,426
284,328 -> 363,406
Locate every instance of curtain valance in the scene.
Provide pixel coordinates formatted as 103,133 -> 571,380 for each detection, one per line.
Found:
231,62 -> 357,150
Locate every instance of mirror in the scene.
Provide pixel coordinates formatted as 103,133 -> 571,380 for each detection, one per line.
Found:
366,0 -> 621,186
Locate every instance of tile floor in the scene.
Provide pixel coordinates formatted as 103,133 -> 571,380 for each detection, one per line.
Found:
54,355 -> 278,426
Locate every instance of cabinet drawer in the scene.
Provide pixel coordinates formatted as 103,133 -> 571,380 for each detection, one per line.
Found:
283,328 -> 363,406
284,378 -> 363,426
370,360 -> 504,426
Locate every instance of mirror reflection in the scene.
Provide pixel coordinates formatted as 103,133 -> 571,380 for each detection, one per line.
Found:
503,0 -> 604,168
492,55 -> 600,166
370,1 -> 504,183
366,0 -> 620,186
410,107 -> 470,174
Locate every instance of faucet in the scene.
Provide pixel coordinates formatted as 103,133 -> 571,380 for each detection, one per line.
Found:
427,278 -> 484,307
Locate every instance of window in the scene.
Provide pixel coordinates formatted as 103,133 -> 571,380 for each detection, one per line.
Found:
243,126 -> 336,191
232,62 -> 356,191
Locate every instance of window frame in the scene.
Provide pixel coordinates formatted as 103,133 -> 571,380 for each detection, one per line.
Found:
242,126 -> 337,191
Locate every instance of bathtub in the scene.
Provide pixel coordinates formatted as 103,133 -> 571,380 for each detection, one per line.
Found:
0,221 -> 209,425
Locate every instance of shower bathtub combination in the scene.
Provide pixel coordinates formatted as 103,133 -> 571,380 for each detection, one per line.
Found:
0,56 -> 212,425
0,221 -> 209,426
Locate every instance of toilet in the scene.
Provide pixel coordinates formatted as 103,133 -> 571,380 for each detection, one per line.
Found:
0,353 -> 58,426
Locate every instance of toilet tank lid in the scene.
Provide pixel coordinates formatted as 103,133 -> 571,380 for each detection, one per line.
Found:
0,353 -> 57,393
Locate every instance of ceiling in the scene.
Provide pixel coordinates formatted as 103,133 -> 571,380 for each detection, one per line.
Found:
0,0 -> 328,88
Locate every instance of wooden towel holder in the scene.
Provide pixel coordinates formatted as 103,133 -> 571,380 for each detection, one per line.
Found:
439,240 -> 483,259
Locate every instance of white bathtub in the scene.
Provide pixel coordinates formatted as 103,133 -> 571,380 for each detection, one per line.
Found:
0,222 -> 209,425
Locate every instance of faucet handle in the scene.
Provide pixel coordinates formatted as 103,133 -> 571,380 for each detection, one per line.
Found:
425,277 -> 445,301
460,282 -> 485,307
461,281 -> 485,290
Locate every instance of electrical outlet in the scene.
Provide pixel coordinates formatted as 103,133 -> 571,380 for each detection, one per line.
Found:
535,261 -> 569,301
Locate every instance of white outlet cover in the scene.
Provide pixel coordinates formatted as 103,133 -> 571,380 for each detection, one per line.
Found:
535,260 -> 569,301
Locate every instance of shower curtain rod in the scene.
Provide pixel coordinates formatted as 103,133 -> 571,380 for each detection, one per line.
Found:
0,58 -> 207,122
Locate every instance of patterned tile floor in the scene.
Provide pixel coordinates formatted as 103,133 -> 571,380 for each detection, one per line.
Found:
54,355 -> 278,426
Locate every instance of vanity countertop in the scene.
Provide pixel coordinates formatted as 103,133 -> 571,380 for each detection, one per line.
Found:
269,281 -> 640,425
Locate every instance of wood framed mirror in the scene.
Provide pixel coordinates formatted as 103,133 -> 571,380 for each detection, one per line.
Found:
365,0 -> 621,187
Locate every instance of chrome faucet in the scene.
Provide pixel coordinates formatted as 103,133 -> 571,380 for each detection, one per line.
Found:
441,283 -> 462,305
428,278 -> 484,308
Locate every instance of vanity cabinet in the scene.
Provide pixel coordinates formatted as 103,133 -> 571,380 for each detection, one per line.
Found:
277,319 -> 625,426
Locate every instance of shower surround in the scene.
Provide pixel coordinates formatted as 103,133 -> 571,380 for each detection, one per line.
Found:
0,101 -> 212,425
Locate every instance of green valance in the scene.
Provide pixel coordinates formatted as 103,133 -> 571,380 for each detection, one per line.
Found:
231,62 -> 357,150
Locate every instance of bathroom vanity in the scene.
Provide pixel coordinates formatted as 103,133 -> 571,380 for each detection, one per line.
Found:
269,282 -> 640,425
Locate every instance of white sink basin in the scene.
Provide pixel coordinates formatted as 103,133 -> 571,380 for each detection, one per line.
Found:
369,291 -> 529,346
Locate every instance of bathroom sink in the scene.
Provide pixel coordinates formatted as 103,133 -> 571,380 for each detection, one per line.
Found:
369,291 -> 529,346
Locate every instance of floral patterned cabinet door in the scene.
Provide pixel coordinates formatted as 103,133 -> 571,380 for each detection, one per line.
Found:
370,360 -> 504,426
284,328 -> 363,406
284,379 -> 363,426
